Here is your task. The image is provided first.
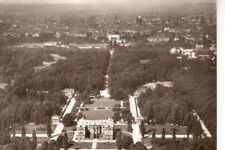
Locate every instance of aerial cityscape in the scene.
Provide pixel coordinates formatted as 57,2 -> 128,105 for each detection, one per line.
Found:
0,0 -> 217,150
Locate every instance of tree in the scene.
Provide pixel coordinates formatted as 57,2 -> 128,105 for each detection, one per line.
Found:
128,142 -> 147,150
25,139 -> 34,150
172,128 -> 176,141
56,134 -> 64,148
143,101 -> 154,124
37,141 -> 48,150
22,125 -> 26,139
48,140 -> 60,150
116,131 -> 123,150
77,112 -> 85,121
122,133 -> 133,149
152,130 -> 156,139
112,112 -> 121,123
4,129 -> 11,144
47,120 -> 52,138
85,126 -> 90,139
116,130 -> 133,150
140,121 -> 145,138
127,122 -> 133,133
187,126 -> 191,139
63,132 -> 69,150
32,130 -> 37,149
161,128 -> 165,139
0,130 -> 11,145
12,123 -> 16,137
62,113 -> 74,127
171,107 -> 179,125
193,119 -> 202,139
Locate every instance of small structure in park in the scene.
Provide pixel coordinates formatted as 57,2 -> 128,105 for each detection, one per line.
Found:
107,34 -> 120,43
51,115 -> 60,124
76,118 -> 114,140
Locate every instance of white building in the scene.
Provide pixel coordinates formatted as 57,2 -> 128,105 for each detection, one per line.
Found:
171,47 -> 197,59
147,34 -> 170,43
44,42 -> 58,47
107,34 -> 120,43
0,83 -> 8,90
32,33 -> 40,38
195,44 -> 204,49
76,118 -> 114,140
51,115 -> 60,124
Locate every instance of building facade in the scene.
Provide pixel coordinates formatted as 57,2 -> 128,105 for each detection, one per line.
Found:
51,115 -> 60,124
76,118 -> 114,140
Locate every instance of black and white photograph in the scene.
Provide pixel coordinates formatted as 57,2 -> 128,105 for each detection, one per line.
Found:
0,0 -> 222,150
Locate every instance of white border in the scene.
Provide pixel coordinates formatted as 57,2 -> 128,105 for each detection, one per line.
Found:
217,0 -> 225,150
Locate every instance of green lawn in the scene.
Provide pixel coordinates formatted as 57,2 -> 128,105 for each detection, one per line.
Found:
63,126 -> 76,132
86,98 -> 120,107
143,138 -> 152,145
82,110 -> 114,120
67,132 -> 75,140
97,142 -> 117,149
145,124 -> 187,135
114,124 -> 128,131
70,142 -> 92,149
37,137 -> 49,143
15,123 -> 57,134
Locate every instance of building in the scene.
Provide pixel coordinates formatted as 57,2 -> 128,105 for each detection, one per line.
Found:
170,47 -> 197,59
71,43 -> 108,50
147,33 -> 170,44
107,34 -> 120,44
0,83 -> 8,90
136,16 -> 144,26
51,115 -> 60,124
76,118 -> 114,140
44,42 -> 58,47
181,49 -> 197,59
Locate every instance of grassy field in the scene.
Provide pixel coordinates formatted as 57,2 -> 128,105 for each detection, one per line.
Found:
145,124 -> 187,135
80,98 -> 121,120
63,126 -> 76,131
143,138 -> 152,146
15,123 -> 57,134
97,142 -> 117,149
67,132 -> 75,140
37,137 -> 49,143
114,124 -> 128,131
70,142 -> 92,149
87,98 -> 120,107
82,109 -> 114,120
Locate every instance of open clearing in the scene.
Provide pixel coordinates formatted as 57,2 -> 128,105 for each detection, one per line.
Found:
15,123 -> 57,134
145,124 -> 187,135
82,109 -> 114,120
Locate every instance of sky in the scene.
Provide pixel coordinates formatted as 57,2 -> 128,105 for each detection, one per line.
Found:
0,0 -> 215,4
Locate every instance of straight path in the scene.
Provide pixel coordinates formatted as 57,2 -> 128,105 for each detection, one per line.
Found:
62,97 -> 76,118
100,49 -> 114,98
91,139 -> 98,150
193,110 -> 212,138
12,134 -> 47,138
51,94 -> 77,140
128,95 -> 143,144
129,95 -> 139,122
131,124 -> 142,143
145,134 -> 193,139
